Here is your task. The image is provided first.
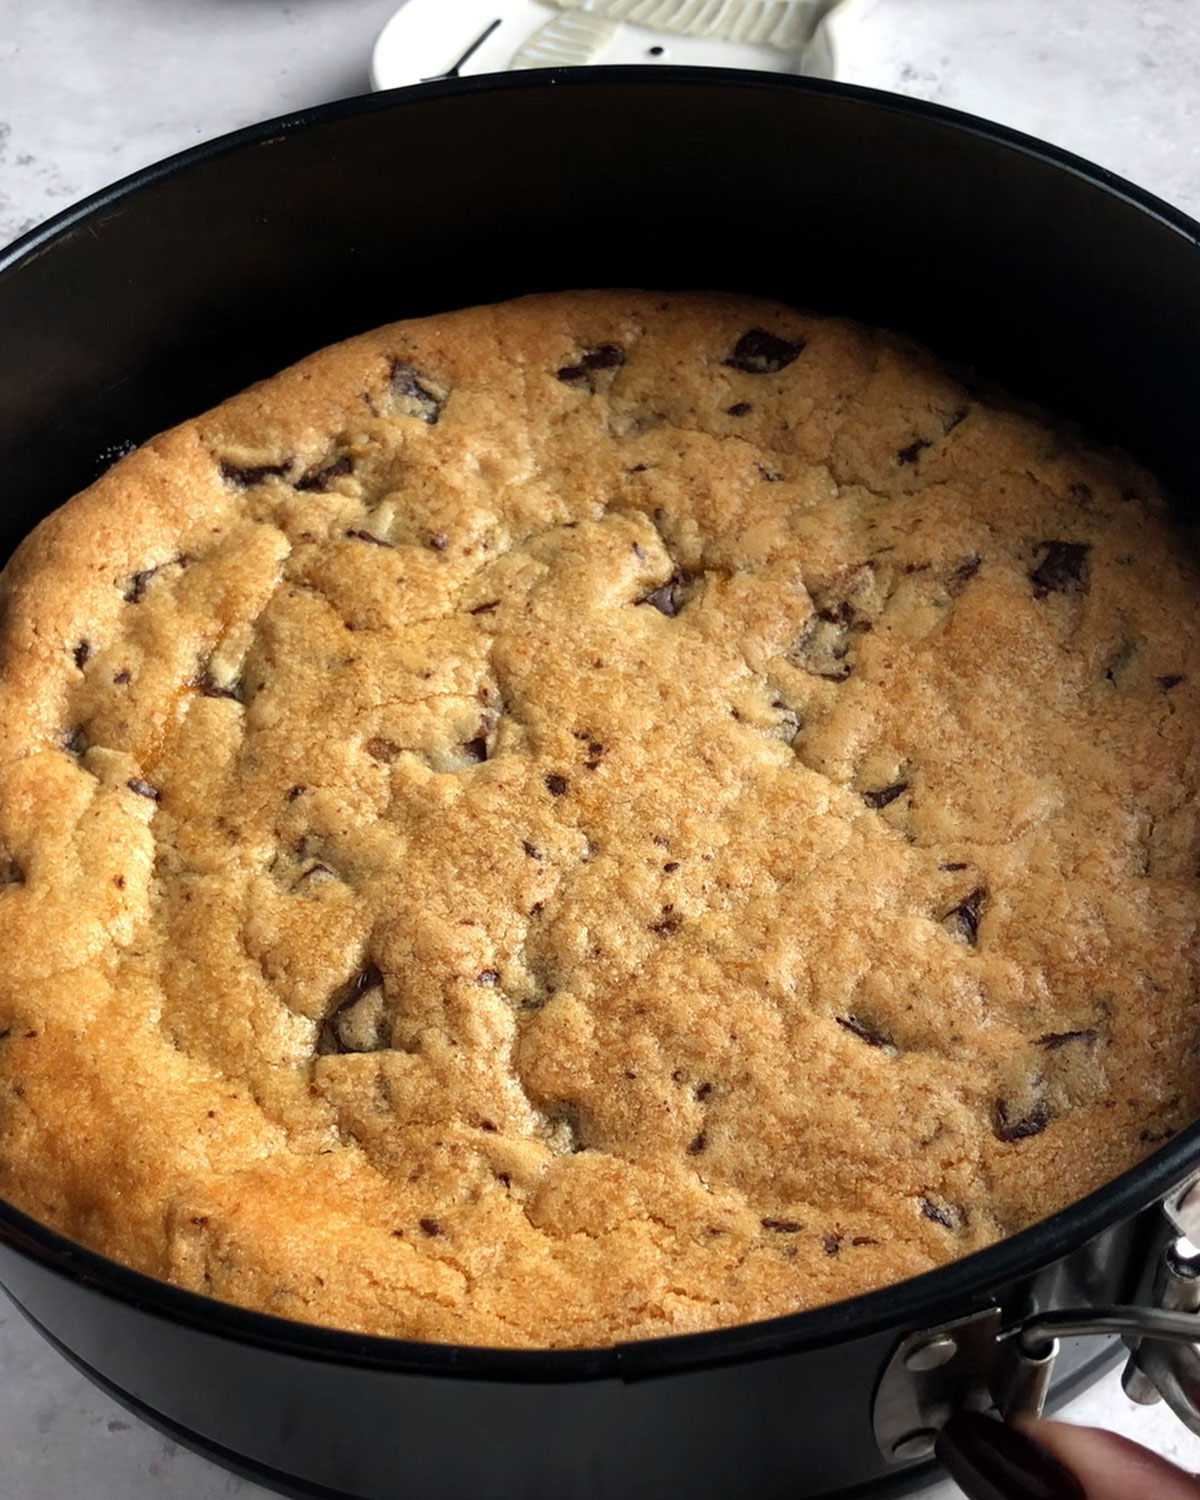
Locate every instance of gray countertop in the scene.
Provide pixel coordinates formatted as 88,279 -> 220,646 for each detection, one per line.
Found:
2,2 -> 1199,1496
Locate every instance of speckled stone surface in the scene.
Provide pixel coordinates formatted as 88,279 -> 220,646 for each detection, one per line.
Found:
1,1 -> 1198,1495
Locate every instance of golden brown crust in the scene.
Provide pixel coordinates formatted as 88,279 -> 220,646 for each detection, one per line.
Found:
0,291 -> 1198,1347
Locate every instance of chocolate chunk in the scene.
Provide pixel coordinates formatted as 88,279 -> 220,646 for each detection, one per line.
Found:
297,456 -> 353,493
124,554 -> 190,604
1035,1029 -> 1099,1050
319,963 -> 387,1055
823,1234 -> 842,1256
462,736 -> 488,763
688,1131 -> 707,1155
761,1218 -> 803,1233
126,778 -> 160,801
219,459 -> 291,487
581,344 -> 626,370
947,555 -> 982,594
195,662 -> 242,702
756,463 -> 783,483
724,329 -> 805,375
851,1236 -> 881,1247
863,782 -> 907,811
124,567 -> 157,604
478,970 -> 500,986
428,532 -> 449,552
1160,674 -> 1185,691
836,1015 -> 892,1049
726,401 -> 752,417
920,1198 -> 958,1229
993,1097 -> 1050,1142
346,529 -> 394,548
521,841 -> 543,860
663,861 -> 680,873
479,1119 -> 498,1133
650,906 -> 682,937
896,437 -> 932,466
61,726 -> 89,757
113,670 -> 132,685
287,786 -> 306,801
419,1218 -> 443,1237
366,738 -> 401,764
638,572 -> 691,617
1070,481 -> 1093,504
544,773 -> 569,797
390,361 -> 445,424
557,344 -> 627,383
790,608 -> 854,681
469,600 -> 500,616
940,862 -> 969,872
73,641 -> 93,669
1031,540 -> 1091,597
943,887 -> 987,946
695,1081 -> 713,1101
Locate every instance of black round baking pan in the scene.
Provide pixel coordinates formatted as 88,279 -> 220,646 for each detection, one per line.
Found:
2,67 -> 1200,1500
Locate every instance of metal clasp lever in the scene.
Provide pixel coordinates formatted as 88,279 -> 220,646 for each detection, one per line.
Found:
875,1172 -> 1200,1463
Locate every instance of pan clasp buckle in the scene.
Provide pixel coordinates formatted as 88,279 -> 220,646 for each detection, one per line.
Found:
874,1170 -> 1200,1464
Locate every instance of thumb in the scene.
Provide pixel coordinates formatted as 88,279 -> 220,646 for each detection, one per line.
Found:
1023,1419 -> 1200,1500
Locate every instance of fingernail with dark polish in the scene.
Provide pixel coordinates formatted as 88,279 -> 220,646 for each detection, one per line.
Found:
935,1413 -> 1086,1500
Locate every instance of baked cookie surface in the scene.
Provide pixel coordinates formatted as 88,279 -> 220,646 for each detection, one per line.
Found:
1,291 -> 1198,1347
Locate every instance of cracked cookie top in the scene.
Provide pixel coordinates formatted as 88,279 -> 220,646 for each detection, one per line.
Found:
1,290 -> 1199,1348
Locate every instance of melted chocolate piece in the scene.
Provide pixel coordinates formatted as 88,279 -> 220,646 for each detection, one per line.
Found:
1034,1029 -> 1099,1050
863,782 -> 908,810
944,887 -> 987,946
319,962 -> 387,1055
836,1015 -> 892,1049
390,361 -> 445,424
761,1218 -> 804,1233
557,345 -> 627,384
920,1198 -> 958,1229
297,455 -> 353,493
992,1096 -> 1050,1142
220,459 -> 291,487
650,906 -> 683,937
1031,540 -> 1091,597
346,529 -> 394,548
638,572 -> 691,617
544,774 -> 569,797
947,555 -> 982,594
724,329 -> 805,375
896,437 -> 932,466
